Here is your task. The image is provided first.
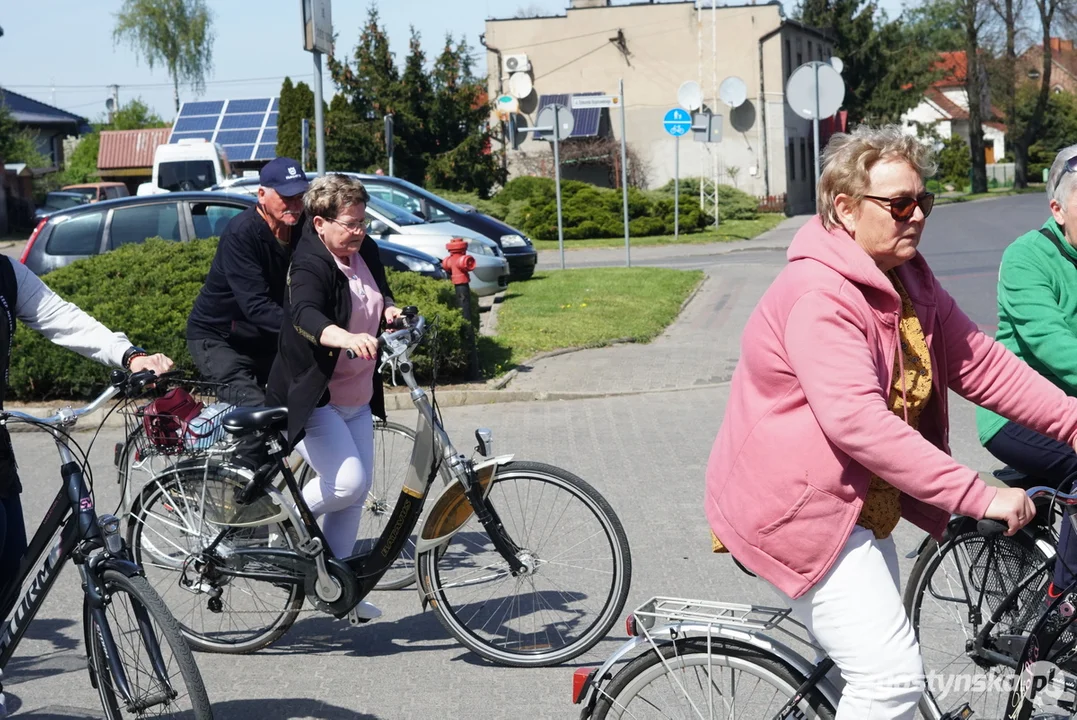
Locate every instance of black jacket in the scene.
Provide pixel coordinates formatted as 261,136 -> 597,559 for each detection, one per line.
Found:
266,221 -> 394,446
187,206 -> 300,346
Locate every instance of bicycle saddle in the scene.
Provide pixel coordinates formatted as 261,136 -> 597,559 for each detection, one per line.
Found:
222,406 -> 288,435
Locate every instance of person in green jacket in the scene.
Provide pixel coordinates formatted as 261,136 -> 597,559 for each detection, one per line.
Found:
977,144 -> 1077,600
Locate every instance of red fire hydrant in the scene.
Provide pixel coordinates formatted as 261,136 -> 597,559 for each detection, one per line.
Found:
442,238 -> 481,380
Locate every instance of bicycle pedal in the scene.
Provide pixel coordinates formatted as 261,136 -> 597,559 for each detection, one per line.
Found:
345,601 -> 382,626
939,704 -> 973,720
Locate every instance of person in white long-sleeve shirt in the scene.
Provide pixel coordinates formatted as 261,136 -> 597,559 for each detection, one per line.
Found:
0,256 -> 172,615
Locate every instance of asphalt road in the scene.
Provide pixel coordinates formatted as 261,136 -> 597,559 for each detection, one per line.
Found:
3,193 -> 1053,719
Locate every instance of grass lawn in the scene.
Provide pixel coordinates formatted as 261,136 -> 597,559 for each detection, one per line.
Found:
478,267 -> 704,375
529,213 -> 786,252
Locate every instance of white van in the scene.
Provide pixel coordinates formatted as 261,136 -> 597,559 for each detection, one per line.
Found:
140,139 -> 234,195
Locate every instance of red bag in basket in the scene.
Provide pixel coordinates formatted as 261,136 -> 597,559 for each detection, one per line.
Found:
142,388 -> 204,453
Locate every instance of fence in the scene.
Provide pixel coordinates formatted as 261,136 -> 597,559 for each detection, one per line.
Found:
986,163 -> 1016,187
757,194 -> 787,214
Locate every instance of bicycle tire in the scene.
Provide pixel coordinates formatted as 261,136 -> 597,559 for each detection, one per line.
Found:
127,462 -> 304,654
904,521 -> 1051,720
417,460 -> 632,667
85,569 -> 213,719
592,637 -> 835,720
296,420 -> 425,591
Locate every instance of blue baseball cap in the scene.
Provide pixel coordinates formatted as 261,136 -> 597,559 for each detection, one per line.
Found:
259,157 -> 308,197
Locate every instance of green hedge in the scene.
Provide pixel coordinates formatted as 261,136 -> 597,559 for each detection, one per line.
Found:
655,178 -> 760,221
10,238 -> 478,401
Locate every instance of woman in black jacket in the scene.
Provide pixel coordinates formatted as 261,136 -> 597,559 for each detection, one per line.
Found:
266,174 -> 400,621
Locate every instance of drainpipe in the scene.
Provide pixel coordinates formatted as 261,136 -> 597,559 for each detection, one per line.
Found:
758,24 -> 784,200
479,32 -> 508,179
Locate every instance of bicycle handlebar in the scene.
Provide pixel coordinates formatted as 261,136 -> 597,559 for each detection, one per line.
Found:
0,369 -> 159,428
976,485 -> 1077,538
345,308 -> 426,361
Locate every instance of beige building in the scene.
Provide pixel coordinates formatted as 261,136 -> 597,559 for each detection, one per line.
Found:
483,0 -> 835,213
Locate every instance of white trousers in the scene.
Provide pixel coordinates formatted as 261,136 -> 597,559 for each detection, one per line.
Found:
295,404 -> 374,557
772,526 -> 925,720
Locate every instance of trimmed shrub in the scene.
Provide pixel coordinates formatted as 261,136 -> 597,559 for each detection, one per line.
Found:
9,238 -> 479,401
656,179 -> 760,221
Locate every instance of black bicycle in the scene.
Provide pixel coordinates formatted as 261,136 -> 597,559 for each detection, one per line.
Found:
0,370 -> 212,719
127,309 -> 633,667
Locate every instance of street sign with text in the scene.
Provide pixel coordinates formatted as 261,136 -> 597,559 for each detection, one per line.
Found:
572,95 -> 617,109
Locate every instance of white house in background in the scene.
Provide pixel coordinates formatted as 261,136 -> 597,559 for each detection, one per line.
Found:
902,51 -> 1006,162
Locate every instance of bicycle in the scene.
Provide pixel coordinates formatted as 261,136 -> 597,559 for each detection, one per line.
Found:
0,370 -> 212,719
115,383 -> 432,591
905,484 -> 1077,720
573,596 -> 841,719
126,309 -> 633,666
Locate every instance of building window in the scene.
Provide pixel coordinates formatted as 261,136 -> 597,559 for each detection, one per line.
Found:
808,41 -> 814,61
796,37 -> 803,67
785,39 -> 792,79
800,138 -> 808,180
789,139 -> 796,181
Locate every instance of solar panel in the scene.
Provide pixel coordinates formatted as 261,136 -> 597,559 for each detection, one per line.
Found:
171,97 -> 279,164
534,92 -> 605,140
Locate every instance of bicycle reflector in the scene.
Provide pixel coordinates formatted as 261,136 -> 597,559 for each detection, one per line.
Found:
626,614 -> 639,637
572,667 -> 597,704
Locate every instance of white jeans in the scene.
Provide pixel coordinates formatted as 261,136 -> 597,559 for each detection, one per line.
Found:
295,404 -> 374,557
772,525 -> 925,720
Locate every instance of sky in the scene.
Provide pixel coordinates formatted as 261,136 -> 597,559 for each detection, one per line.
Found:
0,0 -> 908,124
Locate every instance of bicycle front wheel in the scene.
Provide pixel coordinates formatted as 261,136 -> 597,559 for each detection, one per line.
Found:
85,569 -> 213,719
418,460 -> 632,667
593,638 -> 835,719
904,523 -> 1051,720
128,463 -> 304,654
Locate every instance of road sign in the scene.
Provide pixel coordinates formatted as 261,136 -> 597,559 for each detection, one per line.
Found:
572,95 -> 618,109
663,108 -> 691,137
302,0 -> 333,54
693,112 -> 722,143
786,61 -> 845,120
536,103 -> 575,140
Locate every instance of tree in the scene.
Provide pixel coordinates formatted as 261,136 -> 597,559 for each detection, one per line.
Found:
956,0 -> 992,193
325,94 -> 370,172
903,0 -> 965,51
110,97 -> 167,130
276,77 -> 317,165
61,133 -> 101,185
0,101 -> 19,164
113,0 -> 214,114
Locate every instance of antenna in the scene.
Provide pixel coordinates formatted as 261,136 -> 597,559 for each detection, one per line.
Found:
677,81 -> 703,111
719,77 -> 748,108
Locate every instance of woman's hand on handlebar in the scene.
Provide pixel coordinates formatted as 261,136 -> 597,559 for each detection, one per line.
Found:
342,332 -> 379,361
384,305 -> 403,326
129,353 -> 173,375
984,486 -> 1037,536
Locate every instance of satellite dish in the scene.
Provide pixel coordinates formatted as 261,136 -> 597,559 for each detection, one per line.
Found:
719,76 -> 748,108
495,95 -> 520,121
105,98 -> 116,112
677,81 -> 703,111
830,57 -> 844,74
508,72 -> 534,100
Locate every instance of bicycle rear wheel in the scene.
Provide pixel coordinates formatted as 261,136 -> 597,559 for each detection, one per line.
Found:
85,569 -> 213,719
592,638 -> 835,719
418,460 -> 632,667
127,463 -> 304,654
297,419 -> 424,590
904,522 -> 1051,720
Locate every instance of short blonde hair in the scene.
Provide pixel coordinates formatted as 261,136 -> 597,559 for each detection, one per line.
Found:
303,173 -> 370,219
817,125 -> 937,229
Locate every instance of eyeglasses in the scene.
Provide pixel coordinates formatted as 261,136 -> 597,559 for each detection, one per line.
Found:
329,217 -> 367,235
862,192 -> 935,222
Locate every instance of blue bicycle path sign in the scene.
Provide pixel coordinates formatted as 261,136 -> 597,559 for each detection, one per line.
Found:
663,108 -> 692,137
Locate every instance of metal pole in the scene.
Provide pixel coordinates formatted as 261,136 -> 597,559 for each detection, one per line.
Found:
313,50 -> 326,175
553,105 -> 566,271
813,62 -> 821,184
620,79 -> 630,268
674,134 -> 680,242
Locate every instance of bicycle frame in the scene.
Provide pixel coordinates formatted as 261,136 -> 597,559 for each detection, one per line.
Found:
194,315 -> 525,615
0,386 -> 174,707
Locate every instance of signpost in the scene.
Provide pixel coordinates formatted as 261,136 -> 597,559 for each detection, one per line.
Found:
785,60 -> 845,183
573,89 -> 631,267
301,0 -> 332,175
534,103 -> 574,269
664,108 -> 691,241
384,114 -> 394,176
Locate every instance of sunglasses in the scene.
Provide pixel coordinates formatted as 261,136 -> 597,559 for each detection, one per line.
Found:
862,192 -> 935,222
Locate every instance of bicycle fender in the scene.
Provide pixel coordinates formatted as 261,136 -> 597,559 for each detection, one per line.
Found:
576,635 -> 650,716
97,556 -> 144,579
414,454 -> 514,555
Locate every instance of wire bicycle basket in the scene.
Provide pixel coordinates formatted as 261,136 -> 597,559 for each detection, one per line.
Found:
122,378 -> 235,460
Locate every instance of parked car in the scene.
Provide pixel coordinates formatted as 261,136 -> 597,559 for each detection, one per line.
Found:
357,174 -> 538,279
211,175 -> 511,296
34,191 -> 89,222
62,182 -> 130,203
20,192 -> 449,283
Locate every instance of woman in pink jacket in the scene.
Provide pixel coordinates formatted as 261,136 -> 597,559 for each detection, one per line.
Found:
705,125 -> 1077,719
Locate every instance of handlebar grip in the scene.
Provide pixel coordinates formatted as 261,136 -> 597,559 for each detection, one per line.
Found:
977,519 -> 1009,538
346,349 -> 356,359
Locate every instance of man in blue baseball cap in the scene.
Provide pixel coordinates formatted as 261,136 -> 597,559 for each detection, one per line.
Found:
187,157 -> 309,405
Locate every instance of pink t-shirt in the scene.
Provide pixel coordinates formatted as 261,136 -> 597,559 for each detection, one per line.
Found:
327,251 -> 384,407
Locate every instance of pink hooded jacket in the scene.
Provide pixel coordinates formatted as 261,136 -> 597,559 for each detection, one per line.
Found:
705,216 -> 1077,599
